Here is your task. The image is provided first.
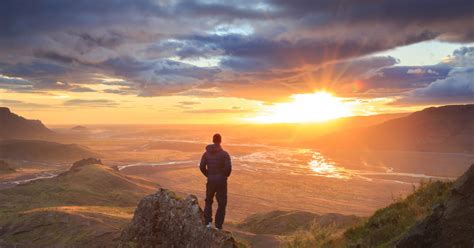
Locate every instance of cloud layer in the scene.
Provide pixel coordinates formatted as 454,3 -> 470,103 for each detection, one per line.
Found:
0,0 -> 473,104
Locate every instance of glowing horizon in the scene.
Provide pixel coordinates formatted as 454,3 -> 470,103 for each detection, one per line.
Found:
247,92 -> 353,124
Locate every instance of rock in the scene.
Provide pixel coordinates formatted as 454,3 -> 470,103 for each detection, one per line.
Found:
69,158 -> 103,172
0,160 -> 15,172
119,188 -> 237,248
396,164 -> 474,247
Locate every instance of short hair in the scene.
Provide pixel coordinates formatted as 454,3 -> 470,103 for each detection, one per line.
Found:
213,133 -> 222,144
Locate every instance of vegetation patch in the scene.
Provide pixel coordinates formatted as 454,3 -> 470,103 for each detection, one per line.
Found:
285,180 -> 452,248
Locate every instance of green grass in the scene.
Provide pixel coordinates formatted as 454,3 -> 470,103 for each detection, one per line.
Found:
237,210 -> 321,235
343,180 -> 451,247
0,163 -> 157,247
285,180 -> 452,248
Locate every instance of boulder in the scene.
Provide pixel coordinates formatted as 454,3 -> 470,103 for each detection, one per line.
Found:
119,188 -> 236,248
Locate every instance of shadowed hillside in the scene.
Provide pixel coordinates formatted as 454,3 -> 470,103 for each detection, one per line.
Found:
237,211 -> 360,236
0,139 -> 99,162
229,211 -> 360,247
322,105 -> 474,153
0,160 -> 15,173
397,164 -> 474,247
0,158 -> 157,247
283,180 -> 452,247
0,107 -> 54,139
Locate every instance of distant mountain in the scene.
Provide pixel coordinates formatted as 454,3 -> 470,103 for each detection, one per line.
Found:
0,107 -> 54,139
321,105 -> 474,153
0,139 -> 100,162
0,158 -> 157,247
70,125 -> 89,132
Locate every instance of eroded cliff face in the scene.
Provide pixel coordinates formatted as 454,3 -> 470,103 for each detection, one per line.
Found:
396,164 -> 474,247
119,188 -> 236,248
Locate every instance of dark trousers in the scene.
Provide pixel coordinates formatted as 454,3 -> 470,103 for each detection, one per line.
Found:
204,180 -> 227,228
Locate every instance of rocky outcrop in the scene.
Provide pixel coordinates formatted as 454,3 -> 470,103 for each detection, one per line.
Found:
0,160 -> 15,172
396,164 -> 474,247
119,188 -> 236,248
69,158 -> 103,171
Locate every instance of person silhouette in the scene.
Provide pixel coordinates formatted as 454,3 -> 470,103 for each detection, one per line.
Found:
199,133 -> 232,230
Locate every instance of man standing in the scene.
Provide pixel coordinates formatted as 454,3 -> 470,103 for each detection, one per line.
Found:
199,133 -> 232,230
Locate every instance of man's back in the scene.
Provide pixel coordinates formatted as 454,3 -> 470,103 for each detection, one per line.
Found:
199,133 -> 231,230
200,144 -> 232,183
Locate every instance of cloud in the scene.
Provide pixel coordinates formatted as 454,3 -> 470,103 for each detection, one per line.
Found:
103,88 -> 136,95
183,108 -> 250,114
444,46 -> 474,67
63,99 -> 118,107
70,86 -> 96,92
174,100 -> 202,109
0,0 -> 473,102
0,99 -> 51,109
394,67 -> 474,105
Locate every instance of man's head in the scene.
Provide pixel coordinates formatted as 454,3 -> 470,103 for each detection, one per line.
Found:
213,133 -> 222,144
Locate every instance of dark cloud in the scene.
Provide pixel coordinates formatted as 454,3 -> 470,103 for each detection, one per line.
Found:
0,0 -> 473,102
391,46 -> 474,105
361,65 -> 451,92
180,34 -> 430,71
70,86 -> 95,93
103,88 -> 136,95
445,46 -> 474,67
394,67 -> 474,105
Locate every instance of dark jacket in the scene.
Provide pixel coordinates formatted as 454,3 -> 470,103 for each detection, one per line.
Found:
199,144 -> 232,182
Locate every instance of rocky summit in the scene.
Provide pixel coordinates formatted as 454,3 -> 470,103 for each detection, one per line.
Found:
119,188 -> 237,248
396,164 -> 474,247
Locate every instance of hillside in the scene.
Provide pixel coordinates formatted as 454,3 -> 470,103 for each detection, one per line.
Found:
0,139 -> 99,162
237,211 -> 360,236
0,158 -> 157,247
230,211 -> 360,247
321,105 -> 474,153
0,107 -> 54,139
397,164 -> 474,247
285,164 -> 474,247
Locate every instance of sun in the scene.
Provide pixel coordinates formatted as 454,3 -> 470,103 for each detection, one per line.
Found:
248,91 -> 353,123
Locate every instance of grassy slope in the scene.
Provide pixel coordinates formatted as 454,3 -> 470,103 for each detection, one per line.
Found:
232,211 -> 360,248
285,180 -> 452,248
0,163 -> 157,247
236,211 -> 322,235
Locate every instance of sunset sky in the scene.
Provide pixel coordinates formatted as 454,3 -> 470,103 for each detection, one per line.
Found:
1,0 -> 473,124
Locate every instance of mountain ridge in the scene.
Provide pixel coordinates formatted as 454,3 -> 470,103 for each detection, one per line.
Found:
321,104 -> 474,153
0,107 -> 54,139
